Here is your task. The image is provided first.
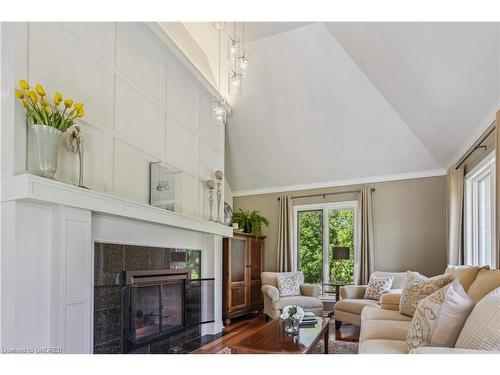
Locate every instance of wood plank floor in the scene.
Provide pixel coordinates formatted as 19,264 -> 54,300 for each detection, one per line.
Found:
192,313 -> 359,354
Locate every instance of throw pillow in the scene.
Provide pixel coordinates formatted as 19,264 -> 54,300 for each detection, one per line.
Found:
455,287 -> 500,351
276,272 -> 303,297
364,275 -> 394,300
406,280 -> 474,350
399,271 -> 452,317
466,269 -> 500,303
444,265 -> 490,292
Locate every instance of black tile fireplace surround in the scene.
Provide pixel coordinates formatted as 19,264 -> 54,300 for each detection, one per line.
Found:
94,243 -> 214,354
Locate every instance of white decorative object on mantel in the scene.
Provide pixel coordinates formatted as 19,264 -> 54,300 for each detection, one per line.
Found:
1,173 -> 233,238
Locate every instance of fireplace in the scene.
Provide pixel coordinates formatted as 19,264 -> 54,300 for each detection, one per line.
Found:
121,268 -> 214,352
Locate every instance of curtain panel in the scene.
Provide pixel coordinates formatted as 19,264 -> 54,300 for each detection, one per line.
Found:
277,195 -> 293,272
446,166 -> 465,266
357,186 -> 375,285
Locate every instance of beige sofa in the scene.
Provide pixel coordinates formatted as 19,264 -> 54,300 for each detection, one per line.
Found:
358,266 -> 500,354
261,272 -> 323,319
334,271 -> 407,328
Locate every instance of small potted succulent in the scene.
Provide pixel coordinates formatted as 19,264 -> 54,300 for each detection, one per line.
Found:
15,79 -> 85,179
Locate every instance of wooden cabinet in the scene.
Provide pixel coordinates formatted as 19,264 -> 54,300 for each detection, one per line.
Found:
223,232 -> 265,324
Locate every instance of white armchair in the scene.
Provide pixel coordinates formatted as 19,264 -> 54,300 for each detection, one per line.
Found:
333,271 -> 407,329
261,272 -> 323,319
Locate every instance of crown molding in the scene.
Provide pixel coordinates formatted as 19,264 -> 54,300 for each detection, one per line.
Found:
232,169 -> 447,197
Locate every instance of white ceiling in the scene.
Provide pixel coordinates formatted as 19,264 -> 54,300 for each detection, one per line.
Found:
172,22 -> 500,194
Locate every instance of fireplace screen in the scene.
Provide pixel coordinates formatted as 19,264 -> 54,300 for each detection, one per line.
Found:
122,269 -> 214,345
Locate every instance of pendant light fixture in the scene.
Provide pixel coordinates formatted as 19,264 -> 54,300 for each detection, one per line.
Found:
212,22 -> 227,125
228,22 -> 243,96
238,23 -> 249,76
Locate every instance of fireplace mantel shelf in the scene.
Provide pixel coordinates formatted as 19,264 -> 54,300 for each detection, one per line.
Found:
1,173 -> 233,238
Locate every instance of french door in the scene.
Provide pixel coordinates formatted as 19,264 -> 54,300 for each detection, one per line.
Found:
293,201 -> 358,285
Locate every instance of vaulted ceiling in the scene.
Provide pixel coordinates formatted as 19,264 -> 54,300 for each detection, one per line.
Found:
165,22 -> 500,195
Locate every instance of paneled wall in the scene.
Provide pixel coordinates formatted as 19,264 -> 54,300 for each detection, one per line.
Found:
21,22 -> 223,219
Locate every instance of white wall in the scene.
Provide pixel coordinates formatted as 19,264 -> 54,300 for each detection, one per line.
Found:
9,22 -> 224,220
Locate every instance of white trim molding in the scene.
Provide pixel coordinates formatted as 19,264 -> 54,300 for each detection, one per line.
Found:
1,173 -> 233,238
233,168 -> 447,197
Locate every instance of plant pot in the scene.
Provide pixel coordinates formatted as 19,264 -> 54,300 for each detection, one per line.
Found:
32,124 -> 62,179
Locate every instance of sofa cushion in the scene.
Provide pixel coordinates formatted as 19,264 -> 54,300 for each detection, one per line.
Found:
399,271 -> 452,317
445,265 -> 489,292
360,319 -> 411,342
467,269 -> 500,303
364,276 -> 394,300
406,280 -> 474,350
372,271 -> 407,289
359,339 -> 409,354
335,298 -> 379,315
361,306 -> 412,322
272,295 -> 323,311
276,272 -> 304,297
455,287 -> 500,351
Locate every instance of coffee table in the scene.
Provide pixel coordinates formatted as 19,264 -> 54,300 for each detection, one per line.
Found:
230,316 -> 330,354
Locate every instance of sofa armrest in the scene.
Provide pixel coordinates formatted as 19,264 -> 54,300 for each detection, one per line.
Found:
261,285 -> 280,303
380,290 -> 402,310
339,285 -> 367,300
410,347 -> 496,354
300,283 -> 321,298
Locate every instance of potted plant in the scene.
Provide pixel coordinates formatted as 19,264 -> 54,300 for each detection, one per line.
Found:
232,209 -> 269,235
15,79 -> 85,179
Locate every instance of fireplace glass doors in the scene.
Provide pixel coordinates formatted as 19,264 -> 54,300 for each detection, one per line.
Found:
122,269 -> 214,348
124,282 -> 185,340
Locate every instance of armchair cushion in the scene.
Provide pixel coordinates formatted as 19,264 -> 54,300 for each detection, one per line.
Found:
272,295 -> 323,311
335,298 -> 379,315
340,285 -> 367,300
300,283 -> 321,298
261,284 -> 280,304
380,290 -> 402,310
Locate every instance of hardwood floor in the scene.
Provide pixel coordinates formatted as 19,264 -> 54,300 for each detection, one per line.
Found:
192,313 -> 359,354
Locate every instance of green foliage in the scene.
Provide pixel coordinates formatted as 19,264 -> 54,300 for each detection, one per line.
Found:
298,208 -> 354,285
233,209 -> 269,235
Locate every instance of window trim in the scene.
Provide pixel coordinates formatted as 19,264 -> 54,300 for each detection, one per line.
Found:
464,151 -> 496,267
292,200 -> 359,284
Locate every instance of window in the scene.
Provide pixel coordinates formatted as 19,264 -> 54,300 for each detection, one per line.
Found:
465,152 -> 496,268
293,201 -> 358,285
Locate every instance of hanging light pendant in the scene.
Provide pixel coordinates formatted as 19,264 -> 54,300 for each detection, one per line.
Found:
212,22 -> 227,125
238,23 -> 249,76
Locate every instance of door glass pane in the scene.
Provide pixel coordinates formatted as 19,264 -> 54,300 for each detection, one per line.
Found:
328,208 -> 355,284
231,239 -> 246,282
249,239 -> 262,280
298,210 -> 323,284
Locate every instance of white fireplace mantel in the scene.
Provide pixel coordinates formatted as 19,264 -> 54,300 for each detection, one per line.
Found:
1,173 -> 228,353
1,173 -> 233,238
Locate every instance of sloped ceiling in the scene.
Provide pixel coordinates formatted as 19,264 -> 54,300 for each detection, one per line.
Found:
171,22 -> 500,194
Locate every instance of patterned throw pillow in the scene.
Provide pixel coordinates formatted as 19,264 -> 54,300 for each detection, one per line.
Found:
276,272 -> 303,297
455,287 -> 500,351
399,271 -> 452,317
364,276 -> 394,301
406,280 -> 474,349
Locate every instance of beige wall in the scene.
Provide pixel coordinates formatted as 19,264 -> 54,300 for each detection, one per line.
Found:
233,176 -> 447,277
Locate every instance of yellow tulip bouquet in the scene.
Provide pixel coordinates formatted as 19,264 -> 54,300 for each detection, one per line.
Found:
15,79 -> 85,132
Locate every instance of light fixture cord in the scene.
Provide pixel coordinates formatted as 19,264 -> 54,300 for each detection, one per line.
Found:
218,26 -> 221,94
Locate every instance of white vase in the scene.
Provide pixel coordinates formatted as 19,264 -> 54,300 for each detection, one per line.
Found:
32,124 -> 62,179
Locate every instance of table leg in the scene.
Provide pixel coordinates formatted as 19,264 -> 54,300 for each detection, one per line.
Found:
335,285 -> 340,302
324,325 -> 329,354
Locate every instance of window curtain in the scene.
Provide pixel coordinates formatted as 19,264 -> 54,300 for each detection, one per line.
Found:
277,195 -> 293,272
356,186 -> 374,285
446,166 -> 464,266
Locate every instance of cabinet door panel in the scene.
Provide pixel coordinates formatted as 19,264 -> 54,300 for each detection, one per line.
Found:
230,285 -> 246,310
231,239 -> 246,283
249,238 -> 263,281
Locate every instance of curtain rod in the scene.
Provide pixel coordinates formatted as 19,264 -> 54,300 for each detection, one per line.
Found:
455,121 -> 496,169
277,188 -> 375,201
